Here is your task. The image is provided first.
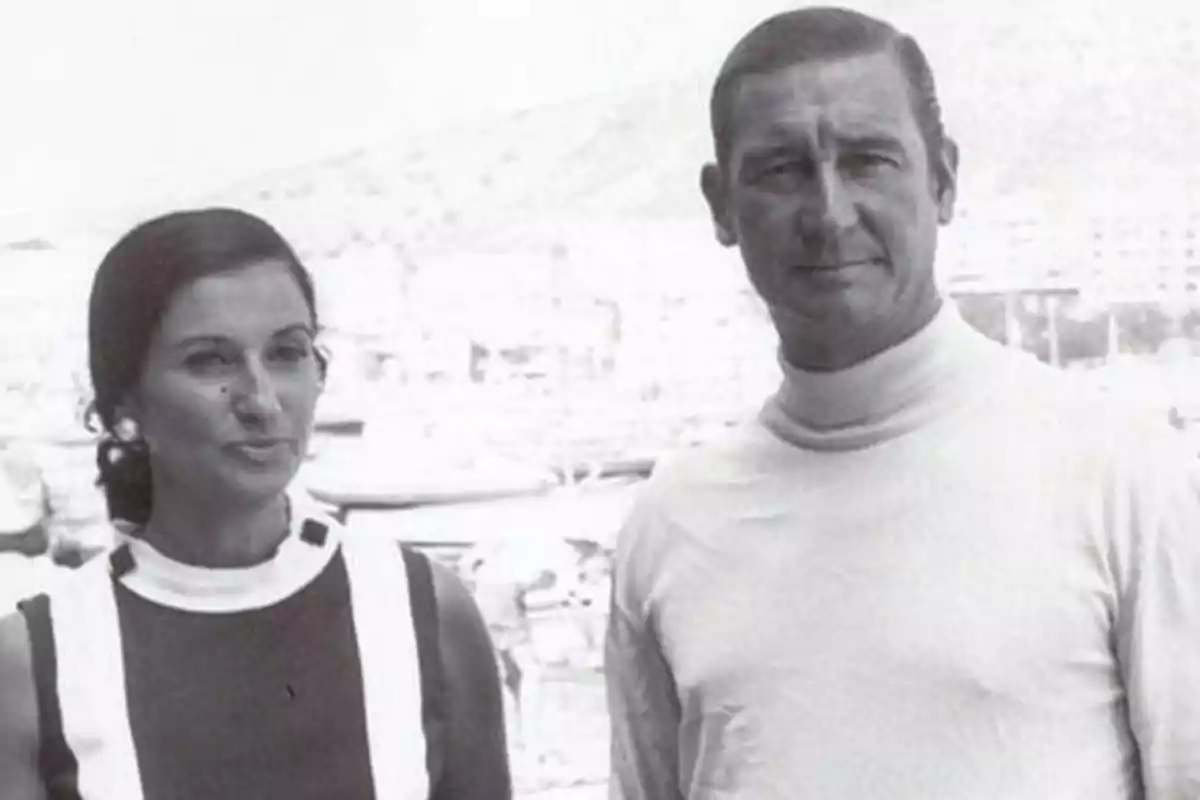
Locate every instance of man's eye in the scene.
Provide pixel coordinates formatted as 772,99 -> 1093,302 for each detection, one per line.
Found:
760,162 -> 807,178
841,152 -> 893,172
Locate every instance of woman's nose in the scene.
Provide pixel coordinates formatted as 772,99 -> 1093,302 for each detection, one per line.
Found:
231,359 -> 282,418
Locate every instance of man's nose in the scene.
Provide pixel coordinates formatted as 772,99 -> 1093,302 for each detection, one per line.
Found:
796,163 -> 856,237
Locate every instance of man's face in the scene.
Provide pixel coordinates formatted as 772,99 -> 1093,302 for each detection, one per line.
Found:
703,51 -> 956,369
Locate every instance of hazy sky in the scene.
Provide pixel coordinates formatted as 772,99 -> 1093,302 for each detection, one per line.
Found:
0,0 -> 1132,230
0,0 -> 780,226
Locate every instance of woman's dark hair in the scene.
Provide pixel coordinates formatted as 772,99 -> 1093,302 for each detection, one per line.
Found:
87,207 -> 326,524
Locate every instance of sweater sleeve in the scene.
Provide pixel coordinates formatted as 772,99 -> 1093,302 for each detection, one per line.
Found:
606,499 -> 686,800
1114,439 -> 1200,799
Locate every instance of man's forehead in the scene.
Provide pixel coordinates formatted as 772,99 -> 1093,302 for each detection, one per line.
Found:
728,51 -> 919,142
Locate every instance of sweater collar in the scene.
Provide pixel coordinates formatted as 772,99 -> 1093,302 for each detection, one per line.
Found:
761,303 -> 999,450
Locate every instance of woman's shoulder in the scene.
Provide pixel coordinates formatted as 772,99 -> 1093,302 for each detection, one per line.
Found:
394,547 -> 487,649
418,551 -> 511,798
414,551 -> 496,694
426,556 -> 483,633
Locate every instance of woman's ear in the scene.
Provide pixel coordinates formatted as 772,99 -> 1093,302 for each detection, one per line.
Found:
316,343 -> 332,389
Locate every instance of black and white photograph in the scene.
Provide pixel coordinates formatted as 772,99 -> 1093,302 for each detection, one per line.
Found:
1,1 -> 1199,798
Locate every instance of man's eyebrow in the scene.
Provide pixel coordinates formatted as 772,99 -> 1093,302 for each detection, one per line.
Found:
739,127 -> 907,157
837,133 -> 906,153
741,144 -> 802,162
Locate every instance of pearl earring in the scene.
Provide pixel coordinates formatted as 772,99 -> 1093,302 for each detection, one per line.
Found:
115,417 -> 141,443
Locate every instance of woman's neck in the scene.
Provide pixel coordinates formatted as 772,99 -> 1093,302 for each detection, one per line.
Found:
140,489 -> 290,569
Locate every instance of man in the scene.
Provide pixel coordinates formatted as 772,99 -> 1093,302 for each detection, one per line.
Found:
606,7 -> 1200,799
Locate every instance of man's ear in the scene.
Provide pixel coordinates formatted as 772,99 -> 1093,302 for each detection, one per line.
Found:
701,163 -> 737,247
934,137 -> 959,225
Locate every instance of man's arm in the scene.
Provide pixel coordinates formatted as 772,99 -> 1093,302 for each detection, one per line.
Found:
605,494 -> 686,800
606,595 -> 685,800
1115,442 -> 1200,798
429,560 -> 512,800
0,611 -> 45,800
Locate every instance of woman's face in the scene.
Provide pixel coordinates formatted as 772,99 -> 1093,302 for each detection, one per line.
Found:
125,259 -> 323,507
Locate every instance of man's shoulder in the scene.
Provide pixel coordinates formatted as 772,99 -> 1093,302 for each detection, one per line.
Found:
986,360 -> 1200,492
612,420 -> 775,559
640,418 -> 777,500
985,354 -> 1168,437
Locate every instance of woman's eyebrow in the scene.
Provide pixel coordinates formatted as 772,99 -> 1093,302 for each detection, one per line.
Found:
172,334 -> 228,351
272,323 -> 315,339
171,323 -> 313,351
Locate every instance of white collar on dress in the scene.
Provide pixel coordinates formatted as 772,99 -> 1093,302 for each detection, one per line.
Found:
111,493 -> 344,614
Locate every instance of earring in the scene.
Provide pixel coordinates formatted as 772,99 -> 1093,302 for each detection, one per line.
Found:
115,417 -> 141,443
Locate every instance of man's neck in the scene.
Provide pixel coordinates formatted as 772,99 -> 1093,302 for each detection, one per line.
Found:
762,297 -> 990,449
140,486 -> 290,569
777,296 -> 943,373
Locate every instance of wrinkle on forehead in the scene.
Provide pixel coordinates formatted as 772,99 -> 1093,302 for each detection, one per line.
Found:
729,52 -> 922,153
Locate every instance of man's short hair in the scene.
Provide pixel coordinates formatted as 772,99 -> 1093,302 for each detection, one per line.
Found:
709,6 -> 946,173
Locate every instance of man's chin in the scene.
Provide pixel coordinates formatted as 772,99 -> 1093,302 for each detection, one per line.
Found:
771,295 -> 877,329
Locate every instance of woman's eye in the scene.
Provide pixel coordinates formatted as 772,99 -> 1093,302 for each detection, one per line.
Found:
271,343 -> 312,363
183,351 -> 232,372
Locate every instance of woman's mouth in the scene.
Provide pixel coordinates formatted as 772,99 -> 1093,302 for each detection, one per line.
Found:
228,440 -> 292,463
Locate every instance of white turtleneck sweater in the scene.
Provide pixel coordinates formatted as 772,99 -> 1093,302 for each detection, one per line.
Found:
607,305 -> 1200,800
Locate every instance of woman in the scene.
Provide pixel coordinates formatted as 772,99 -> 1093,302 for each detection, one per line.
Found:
0,208 -> 510,799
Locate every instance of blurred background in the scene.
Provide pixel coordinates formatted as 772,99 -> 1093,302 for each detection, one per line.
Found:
3,0 -> 1199,795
